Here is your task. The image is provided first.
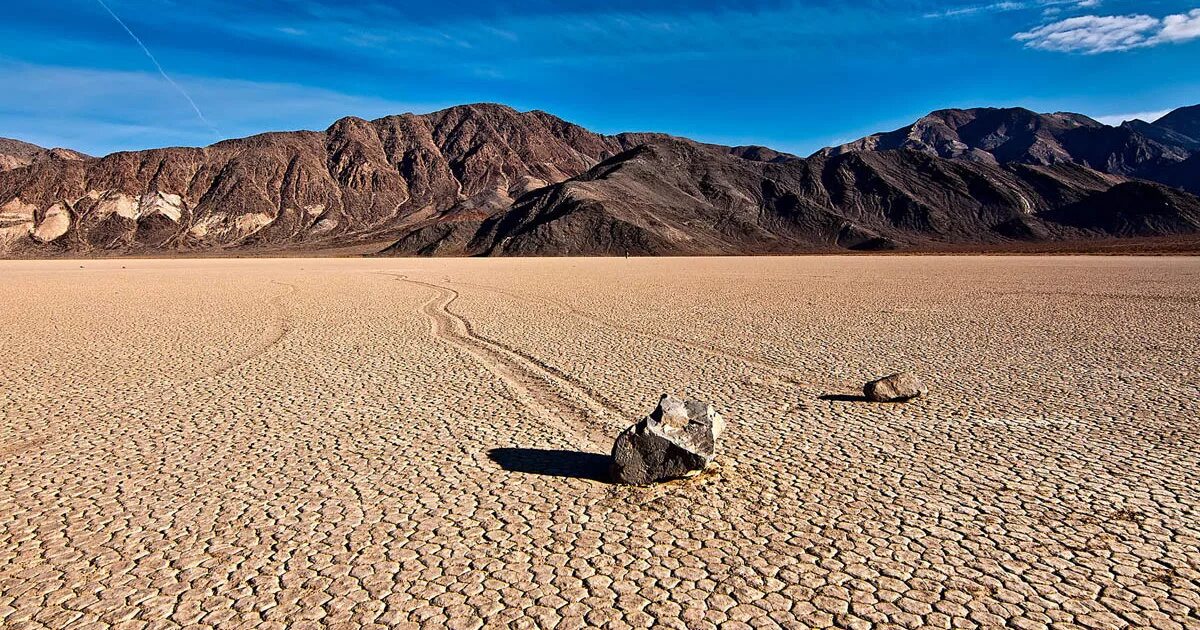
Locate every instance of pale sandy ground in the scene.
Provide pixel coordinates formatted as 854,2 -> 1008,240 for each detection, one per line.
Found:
1,256 -> 1198,629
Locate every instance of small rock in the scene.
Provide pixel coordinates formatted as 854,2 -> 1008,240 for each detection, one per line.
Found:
863,372 -> 927,402
611,394 -> 725,485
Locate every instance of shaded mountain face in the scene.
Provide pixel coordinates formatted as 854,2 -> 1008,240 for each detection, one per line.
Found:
0,138 -> 88,172
1121,119 -> 1200,152
1043,182 -> 1200,237
1152,105 -> 1200,145
1150,154 -> 1200,196
2,103 -> 1200,257
818,107 -> 1197,179
819,108 -> 1103,164
821,106 -> 1200,189
384,137 -> 1200,256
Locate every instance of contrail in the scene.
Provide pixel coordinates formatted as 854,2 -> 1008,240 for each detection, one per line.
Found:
93,0 -> 221,137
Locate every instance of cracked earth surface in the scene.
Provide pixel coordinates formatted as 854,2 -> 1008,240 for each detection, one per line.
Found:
1,256 -> 1198,629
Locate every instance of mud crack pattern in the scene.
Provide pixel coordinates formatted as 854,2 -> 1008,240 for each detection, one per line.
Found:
1,256 -> 1198,629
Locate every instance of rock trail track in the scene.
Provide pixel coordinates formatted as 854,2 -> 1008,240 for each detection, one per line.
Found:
384,273 -> 623,453
202,280 -> 297,379
454,279 -> 839,392
1,256 -> 1198,629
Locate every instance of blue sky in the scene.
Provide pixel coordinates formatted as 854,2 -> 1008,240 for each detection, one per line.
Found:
1,0 -> 1198,156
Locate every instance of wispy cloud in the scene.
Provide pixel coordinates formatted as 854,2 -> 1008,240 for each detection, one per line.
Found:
204,3 -> 881,69
1014,8 -> 1200,53
923,0 -> 1094,19
925,2 -> 1026,19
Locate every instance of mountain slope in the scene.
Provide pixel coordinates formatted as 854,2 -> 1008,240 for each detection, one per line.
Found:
383,137 -> 1198,256
1043,181 -> 1200,237
0,138 -> 88,172
1149,154 -> 1200,196
1152,105 -> 1200,145
0,104 -> 635,254
1121,119 -> 1200,152
3,103 -> 1200,257
817,107 -> 1193,178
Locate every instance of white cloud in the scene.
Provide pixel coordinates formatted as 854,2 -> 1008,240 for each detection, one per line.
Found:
1015,8 -> 1200,53
1014,14 -> 1160,52
1160,8 -> 1200,42
1092,109 -> 1171,126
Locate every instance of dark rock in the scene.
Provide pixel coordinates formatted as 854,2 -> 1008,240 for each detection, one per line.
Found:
610,394 -> 725,486
864,372 -> 928,402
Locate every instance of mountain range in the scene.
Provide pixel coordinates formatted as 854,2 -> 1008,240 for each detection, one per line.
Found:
2,103 -> 1198,257
0,139 -> 89,173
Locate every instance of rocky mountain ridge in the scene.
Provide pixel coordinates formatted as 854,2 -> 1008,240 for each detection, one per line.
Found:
819,106 -> 1200,183
0,138 -> 88,173
1,103 -> 1198,256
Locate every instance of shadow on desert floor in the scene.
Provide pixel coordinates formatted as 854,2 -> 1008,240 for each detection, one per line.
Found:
818,393 -> 872,402
487,448 -> 612,482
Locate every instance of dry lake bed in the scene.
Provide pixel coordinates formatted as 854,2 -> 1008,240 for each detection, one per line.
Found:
1,256 -> 1198,629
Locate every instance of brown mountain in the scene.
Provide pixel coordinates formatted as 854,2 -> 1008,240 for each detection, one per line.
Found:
2,103 -> 1199,257
0,138 -> 88,172
386,137 -> 1200,256
0,104 -> 638,253
817,107 -> 1194,180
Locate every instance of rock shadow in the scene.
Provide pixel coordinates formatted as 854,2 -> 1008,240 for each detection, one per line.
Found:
487,448 -> 612,482
818,393 -> 872,402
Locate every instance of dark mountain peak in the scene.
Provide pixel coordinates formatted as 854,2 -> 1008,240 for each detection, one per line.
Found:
423,103 -> 541,132
822,103 -> 1196,180
726,145 -> 798,163
922,106 -> 1028,122
1153,105 -> 1200,143
818,106 -> 1096,163
1121,118 -> 1200,151
919,107 -> 1099,129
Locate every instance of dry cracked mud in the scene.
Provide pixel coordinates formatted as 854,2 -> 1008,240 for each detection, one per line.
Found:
1,256 -> 1198,629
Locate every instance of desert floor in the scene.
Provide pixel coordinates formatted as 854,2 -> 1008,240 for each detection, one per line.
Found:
1,256 -> 1198,629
